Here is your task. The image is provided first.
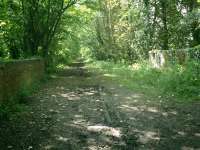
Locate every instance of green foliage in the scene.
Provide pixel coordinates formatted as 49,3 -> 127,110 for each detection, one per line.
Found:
17,80 -> 40,103
0,0 -> 199,104
88,0 -> 200,63
49,2 -> 96,67
1,0 -> 199,65
90,60 -> 200,101
155,63 -> 199,99
0,99 -> 25,121
0,0 -> 77,62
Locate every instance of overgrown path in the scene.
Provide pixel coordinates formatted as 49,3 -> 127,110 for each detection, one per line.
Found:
0,61 -> 200,150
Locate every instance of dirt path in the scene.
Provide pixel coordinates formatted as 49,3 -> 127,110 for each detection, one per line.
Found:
0,62 -> 200,150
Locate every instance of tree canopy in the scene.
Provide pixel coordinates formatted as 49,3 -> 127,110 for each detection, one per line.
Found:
0,0 -> 199,64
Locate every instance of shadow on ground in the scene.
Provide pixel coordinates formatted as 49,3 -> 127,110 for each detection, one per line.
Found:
0,61 -> 200,150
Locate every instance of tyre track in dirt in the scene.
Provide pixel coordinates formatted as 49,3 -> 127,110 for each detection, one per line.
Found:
0,61 -> 199,150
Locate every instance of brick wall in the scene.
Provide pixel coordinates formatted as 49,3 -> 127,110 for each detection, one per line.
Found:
0,59 -> 45,102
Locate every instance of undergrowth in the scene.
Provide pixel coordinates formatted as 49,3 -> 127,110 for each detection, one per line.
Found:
0,99 -> 26,121
90,60 -> 200,101
0,77 -> 47,121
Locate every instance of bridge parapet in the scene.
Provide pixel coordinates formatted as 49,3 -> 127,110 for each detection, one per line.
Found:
149,46 -> 200,68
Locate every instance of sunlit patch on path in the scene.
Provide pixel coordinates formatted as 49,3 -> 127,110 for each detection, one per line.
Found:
0,61 -> 200,150
87,125 -> 121,138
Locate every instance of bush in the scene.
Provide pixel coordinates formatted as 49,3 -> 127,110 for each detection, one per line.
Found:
160,61 -> 200,99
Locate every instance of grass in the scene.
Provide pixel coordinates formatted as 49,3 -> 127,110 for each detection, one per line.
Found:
89,60 -> 200,102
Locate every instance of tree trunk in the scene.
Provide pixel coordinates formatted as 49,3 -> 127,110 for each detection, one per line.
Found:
160,0 -> 169,50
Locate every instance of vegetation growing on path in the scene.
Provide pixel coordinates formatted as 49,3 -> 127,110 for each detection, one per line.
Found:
0,63 -> 200,149
0,0 -> 200,149
90,60 -> 200,101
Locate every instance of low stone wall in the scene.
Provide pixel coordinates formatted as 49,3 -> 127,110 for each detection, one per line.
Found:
149,46 -> 200,68
0,58 -> 45,102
